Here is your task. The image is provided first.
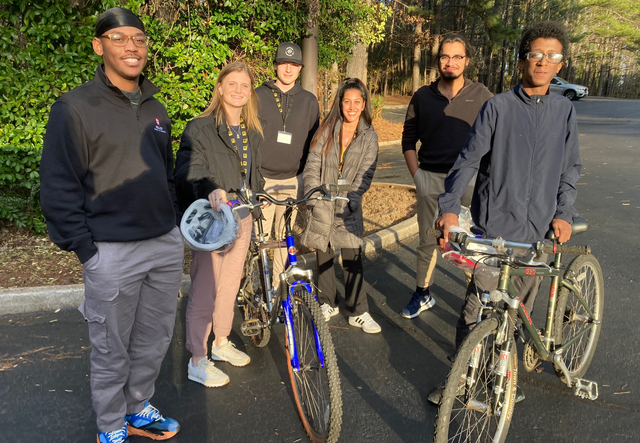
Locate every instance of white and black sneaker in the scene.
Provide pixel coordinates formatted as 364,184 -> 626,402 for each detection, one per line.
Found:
349,312 -> 381,334
320,303 -> 340,322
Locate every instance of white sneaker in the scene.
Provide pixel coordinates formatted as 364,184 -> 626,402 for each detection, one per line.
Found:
211,339 -> 251,367
349,312 -> 381,334
321,303 -> 340,322
188,357 -> 229,387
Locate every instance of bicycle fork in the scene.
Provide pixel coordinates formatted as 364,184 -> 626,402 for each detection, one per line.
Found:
282,277 -> 325,373
466,309 -> 514,416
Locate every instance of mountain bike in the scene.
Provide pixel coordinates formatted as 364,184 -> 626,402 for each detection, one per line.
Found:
429,217 -> 604,443
230,184 -> 346,443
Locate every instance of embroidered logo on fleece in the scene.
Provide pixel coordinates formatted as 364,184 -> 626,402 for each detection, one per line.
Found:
154,118 -> 167,134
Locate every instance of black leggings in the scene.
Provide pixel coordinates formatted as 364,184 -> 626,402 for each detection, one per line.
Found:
316,245 -> 368,316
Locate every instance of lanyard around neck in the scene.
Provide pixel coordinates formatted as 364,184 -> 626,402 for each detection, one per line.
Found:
339,125 -> 357,172
273,90 -> 294,131
227,118 -> 248,179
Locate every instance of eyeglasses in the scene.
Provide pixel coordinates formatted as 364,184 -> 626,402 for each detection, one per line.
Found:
99,34 -> 148,47
524,52 -> 563,64
439,55 -> 466,64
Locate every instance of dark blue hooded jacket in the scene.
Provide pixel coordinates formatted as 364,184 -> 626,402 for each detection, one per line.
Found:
439,82 -> 582,243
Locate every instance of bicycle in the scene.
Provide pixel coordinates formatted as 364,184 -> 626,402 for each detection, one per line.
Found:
428,217 -> 604,443
229,184 -> 346,443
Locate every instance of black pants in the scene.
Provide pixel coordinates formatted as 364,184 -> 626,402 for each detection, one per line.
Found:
316,245 -> 368,316
455,256 -> 546,350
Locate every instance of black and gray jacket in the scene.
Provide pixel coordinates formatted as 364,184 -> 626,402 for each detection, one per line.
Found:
255,81 -> 319,179
40,64 -> 177,264
439,82 -> 582,243
174,112 -> 265,213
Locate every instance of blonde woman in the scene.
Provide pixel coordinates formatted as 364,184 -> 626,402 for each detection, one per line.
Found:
175,62 -> 264,387
301,78 -> 381,334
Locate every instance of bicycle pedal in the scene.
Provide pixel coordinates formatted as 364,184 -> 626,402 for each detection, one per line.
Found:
574,379 -> 598,400
241,319 -> 264,337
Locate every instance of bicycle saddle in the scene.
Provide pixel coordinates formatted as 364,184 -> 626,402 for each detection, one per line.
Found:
545,215 -> 589,240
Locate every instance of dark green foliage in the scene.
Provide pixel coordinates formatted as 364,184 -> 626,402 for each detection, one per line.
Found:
0,0 -> 103,232
0,0 -> 371,233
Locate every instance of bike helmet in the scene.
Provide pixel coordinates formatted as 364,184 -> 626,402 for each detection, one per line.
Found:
180,199 -> 239,252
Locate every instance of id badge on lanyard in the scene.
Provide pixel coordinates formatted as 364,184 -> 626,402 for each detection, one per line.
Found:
277,131 -> 292,144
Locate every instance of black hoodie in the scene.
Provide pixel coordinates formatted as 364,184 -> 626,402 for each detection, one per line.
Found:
40,65 -> 177,264
255,80 -> 319,179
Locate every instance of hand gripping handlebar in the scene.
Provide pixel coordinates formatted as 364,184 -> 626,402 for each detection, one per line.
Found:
426,228 -> 591,255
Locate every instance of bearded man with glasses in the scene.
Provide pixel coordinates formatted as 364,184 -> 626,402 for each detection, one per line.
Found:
432,21 -> 582,403
400,34 -> 493,320
40,7 -> 183,443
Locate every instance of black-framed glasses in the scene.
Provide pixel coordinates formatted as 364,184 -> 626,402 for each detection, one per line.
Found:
99,33 -> 148,47
525,52 -> 563,64
439,55 -> 466,63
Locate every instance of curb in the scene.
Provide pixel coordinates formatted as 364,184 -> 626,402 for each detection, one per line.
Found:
0,184 -> 418,316
378,140 -> 401,147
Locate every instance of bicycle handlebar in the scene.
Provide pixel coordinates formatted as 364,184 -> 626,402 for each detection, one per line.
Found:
427,228 -> 591,255
229,185 -> 349,212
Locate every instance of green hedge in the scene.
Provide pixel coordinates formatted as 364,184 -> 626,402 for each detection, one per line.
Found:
0,0 -> 362,233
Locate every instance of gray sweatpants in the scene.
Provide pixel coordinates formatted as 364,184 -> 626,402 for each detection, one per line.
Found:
79,227 -> 184,432
414,168 -> 474,289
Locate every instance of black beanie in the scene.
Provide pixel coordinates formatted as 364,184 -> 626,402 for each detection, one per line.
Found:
95,7 -> 145,36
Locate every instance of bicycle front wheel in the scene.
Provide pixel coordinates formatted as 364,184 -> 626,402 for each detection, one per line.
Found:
553,254 -> 604,382
434,318 -> 517,443
285,288 -> 342,443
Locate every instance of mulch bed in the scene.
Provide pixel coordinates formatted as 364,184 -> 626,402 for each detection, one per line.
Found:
0,184 -> 416,289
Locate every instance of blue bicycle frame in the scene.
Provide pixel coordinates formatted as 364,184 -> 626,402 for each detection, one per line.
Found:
277,218 -> 325,372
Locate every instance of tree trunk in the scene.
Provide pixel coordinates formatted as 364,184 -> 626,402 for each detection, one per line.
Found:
301,0 -> 319,97
596,63 -> 606,96
411,22 -> 422,92
427,0 -> 442,85
346,42 -> 369,85
427,37 -> 440,84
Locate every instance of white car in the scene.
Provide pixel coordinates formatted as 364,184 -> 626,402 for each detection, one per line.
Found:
549,76 -> 588,100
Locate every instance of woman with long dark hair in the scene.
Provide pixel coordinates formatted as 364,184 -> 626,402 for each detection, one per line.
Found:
175,62 -> 264,387
301,78 -> 381,333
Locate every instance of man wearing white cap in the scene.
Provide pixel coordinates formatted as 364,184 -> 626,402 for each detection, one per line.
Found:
40,7 -> 182,443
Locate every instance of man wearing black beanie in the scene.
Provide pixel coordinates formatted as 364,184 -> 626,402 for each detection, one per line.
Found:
40,7 -> 182,443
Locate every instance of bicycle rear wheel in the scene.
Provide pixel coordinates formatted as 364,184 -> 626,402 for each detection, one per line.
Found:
285,287 -> 342,443
240,248 -> 271,347
434,318 -> 517,443
553,254 -> 604,381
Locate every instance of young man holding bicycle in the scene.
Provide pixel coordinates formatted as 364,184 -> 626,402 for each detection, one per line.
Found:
434,21 -> 582,402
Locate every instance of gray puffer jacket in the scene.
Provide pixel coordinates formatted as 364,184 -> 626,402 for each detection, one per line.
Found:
301,118 -> 378,251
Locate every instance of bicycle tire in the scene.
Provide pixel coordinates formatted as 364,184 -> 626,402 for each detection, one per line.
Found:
553,254 -> 604,382
285,288 -> 342,443
240,248 -> 271,347
434,318 -> 518,443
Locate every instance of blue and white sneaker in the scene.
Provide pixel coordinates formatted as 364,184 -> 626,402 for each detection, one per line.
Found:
126,402 -> 180,440
400,291 -> 436,318
97,423 -> 129,443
